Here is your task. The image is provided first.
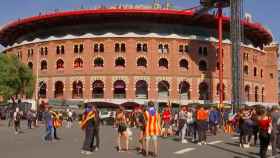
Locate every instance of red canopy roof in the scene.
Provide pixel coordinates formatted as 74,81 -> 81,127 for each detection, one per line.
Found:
0,9 -> 273,47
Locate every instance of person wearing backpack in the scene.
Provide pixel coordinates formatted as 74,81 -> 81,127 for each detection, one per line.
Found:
271,106 -> 280,156
13,107 -> 21,135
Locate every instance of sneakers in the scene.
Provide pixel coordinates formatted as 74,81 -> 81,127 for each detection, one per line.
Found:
243,144 -> 250,148
81,150 -> 93,155
192,138 -> 196,143
268,145 -> 272,150
198,142 -> 202,146
202,141 -> 207,145
181,139 -> 188,144
94,148 -> 99,152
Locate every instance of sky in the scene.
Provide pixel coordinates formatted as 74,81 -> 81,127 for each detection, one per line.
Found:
0,0 -> 279,50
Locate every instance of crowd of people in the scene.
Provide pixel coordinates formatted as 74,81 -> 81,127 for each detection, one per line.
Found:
5,100 -> 280,158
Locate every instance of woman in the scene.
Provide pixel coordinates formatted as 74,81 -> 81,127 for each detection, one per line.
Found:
136,107 -> 146,153
115,106 -> 129,152
161,106 -> 172,138
178,106 -> 188,143
258,109 -> 271,158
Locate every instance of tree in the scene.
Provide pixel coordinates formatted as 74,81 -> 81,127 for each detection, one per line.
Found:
0,54 -> 35,101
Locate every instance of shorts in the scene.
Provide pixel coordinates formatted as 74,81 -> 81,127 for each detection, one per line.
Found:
145,135 -> 158,141
163,122 -> 171,129
118,124 -> 127,133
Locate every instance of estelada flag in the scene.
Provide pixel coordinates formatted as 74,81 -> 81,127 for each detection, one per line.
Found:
80,111 -> 95,130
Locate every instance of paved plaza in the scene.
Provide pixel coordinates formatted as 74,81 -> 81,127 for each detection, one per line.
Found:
0,120 -> 267,158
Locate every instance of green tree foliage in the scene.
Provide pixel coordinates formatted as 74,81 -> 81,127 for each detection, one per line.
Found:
0,54 -> 35,101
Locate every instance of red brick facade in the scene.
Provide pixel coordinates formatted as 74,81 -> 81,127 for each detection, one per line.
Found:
5,38 -> 279,105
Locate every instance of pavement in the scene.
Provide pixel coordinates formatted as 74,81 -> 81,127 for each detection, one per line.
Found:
0,121 -> 270,158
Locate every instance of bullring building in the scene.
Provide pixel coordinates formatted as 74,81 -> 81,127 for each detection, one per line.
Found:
0,6 -> 278,107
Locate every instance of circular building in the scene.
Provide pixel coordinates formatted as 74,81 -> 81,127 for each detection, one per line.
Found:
0,8 -> 278,107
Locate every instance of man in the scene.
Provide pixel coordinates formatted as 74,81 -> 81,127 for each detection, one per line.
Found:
92,105 -> 100,151
13,107 -> 21,134
43,106 -> 53,142
196,106 -> 208,145
66,109 -> 73,128
81,105 -> 96,155
271,106 -> 280,156
144,101 -> 161,157
209,107 -> 220,135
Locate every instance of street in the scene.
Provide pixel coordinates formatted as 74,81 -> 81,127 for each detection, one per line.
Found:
0,121 -> 264,158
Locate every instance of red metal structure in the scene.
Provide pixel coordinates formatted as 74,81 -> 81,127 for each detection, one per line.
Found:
192,0 -> 231,107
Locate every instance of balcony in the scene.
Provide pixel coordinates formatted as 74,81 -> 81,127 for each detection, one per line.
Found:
114,94 -> 126,99
92,94 -> 104,99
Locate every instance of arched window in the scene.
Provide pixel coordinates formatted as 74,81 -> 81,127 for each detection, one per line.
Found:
164,44 -> 169,53
72,81 -> 83,99
41,60 -> 48,70
92,80 -> 104,98
54,81 -> 64,98
245,85 -> 250,101
44,47 -> 48,55
56,46 -> 60,54
199,82 -> 209,100
115,57 -> 125,67
137,57 -> 147,67
254,67 -> 257,76
198,47 -> 203,56
203,47 -> 208,56
159,58 -> 168,69
100,44 -> 104,52
179,81 -> 190,100
136,80 -> 148,99
74,58 -> 83,68
244,65 -> 249,75
113,80 -> 126,98
28,62 -> 33,70
94,44 -> 99,52
158,44 -> 164,53
39,82 -> 47,98
56,59 -> 64,69
61,46 -> 64,54
216,83 -> 225,101
143,44 -> 148,52
158,80 -> 169,98
94,58 -> 104,67
199,60 -> 207,71
179,59 -> 188,69
137,43 -> 142,52
121,43 -> 126,52
115,43 -> 120,52
179,45 -> 184,52
262,87 -> 264,102
255,86 -> 259,102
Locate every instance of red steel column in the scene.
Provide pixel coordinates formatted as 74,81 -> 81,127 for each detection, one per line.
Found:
218,7 -> 224,107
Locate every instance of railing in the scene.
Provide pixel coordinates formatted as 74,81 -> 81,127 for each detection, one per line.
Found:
92,94 -> 104,99
136,94 -> 148,99
72,94 -> 83,99
114,94 -> 126,99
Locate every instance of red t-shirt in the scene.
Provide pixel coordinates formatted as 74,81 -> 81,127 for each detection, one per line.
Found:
258,118 -> 271,132
162,111 -> 171,123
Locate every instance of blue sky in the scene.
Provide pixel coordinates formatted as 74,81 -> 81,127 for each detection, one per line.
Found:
0,0 -> 279,49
